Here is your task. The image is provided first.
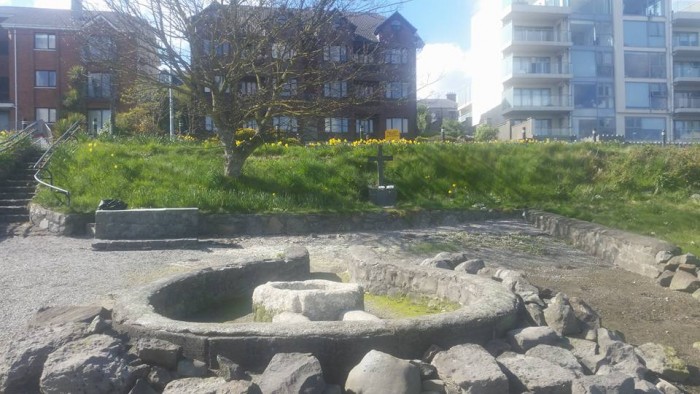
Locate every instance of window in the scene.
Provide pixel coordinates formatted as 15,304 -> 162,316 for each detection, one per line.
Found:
625,117 -> 665,141
624,52 -> 666,78
574,83 -> 614,109
675,91 -> 700,109
205,76 -> 230,93
355,83 -> 376,99
571,50 -> 613,77
384,82 -> 409,99
273,116 -> 298,132
88,109 -> 111,132
384,48 -> 408,64
623,0 -> 664,16
386,118 -> 408,134
84,36 -> 115,61
623,21 -> 665,48
280,79 -> 297,97
205,116 -> 216,132
216,42 -> 230,56
324,46 -> 347,62
240,81 -> 257,95
356,119 -> 374,134
513,26 -> 553,42
272,43 -> 296,60
243,120 -> 258,130
35,108 -> 56,123
87,73 -> 111,98
626,82 -> 667,109
674,62 -> 700,78
324,81 -> 347,98
674,120 -> 700,140
513,88 -> 551,106
324,117 -> 349,133
34,33 -> 56,50
570,0 -> 611,15
571,21 -> 613,46
674,32 -> 699,47
513,57 -> 551,74
35,70 -> 56,87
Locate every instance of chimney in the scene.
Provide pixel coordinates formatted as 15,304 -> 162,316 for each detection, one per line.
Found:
446,93 -> 457,102
72,0 -> 83,18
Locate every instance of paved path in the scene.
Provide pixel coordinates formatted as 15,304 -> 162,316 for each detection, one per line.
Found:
0,219 -> 602,347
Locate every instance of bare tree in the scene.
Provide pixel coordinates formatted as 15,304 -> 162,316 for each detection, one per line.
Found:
97,0 -> 406,177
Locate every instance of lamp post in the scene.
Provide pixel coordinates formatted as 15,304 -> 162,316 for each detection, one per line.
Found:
592,128 -> 597,142
521,127 -> 526,141
441,127 -> 445,143
661,129 -> 666,145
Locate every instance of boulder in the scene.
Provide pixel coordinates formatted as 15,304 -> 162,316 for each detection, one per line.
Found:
432,251 -> 470,268
672,253 -> 699,266
568,297 -> 601,331
408,359 -> 438,380
655,251 -> 675,265
543,293 -> 581,335
177,358 -> 208,378
693,289 -> 700,301
634,343 -> 689,383
87,316 -> 111,335
497,353 -> 575,394
341,310 -> 381,321
655,378 -> 683,394
453,259 -> 485,274
419,258 -> 452,270
147,366 -> 175,391
163,377 -> 259,393
129,378 -> 158,394
39,334 -> 133,394
421,379 -> 446,392
525,345 -> 585,377
524,303 -> 547,326
345,350 -> 420,394
216,355 -> 249,382
567,338 -> 606,375
136,338 -> 182,370
483,339 -> 511,358
507,326 -> 561,353
0,322 -> 88,393
678,263 -> 698,274
503,276 -> 544,306
634,379 -> 663,393
28,305 -> 109,328
259,353 -> 325,394
431,344 -> 508,394
656,271 -> 675,288
597,340 -> 647,379
668,270 -> 700,293
570,372 -> 634,394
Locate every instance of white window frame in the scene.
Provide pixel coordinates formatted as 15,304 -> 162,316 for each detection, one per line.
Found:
35,108 -> 56,123
386,118 -> 408,134
356,119 -> 374,134
34,33 -> 56,50
240,81 -> 257,95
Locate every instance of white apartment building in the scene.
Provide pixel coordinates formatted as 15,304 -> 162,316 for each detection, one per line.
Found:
471,0 -> 700,142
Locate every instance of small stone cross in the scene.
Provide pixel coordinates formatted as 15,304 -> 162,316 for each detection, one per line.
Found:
368,145 -> 393,186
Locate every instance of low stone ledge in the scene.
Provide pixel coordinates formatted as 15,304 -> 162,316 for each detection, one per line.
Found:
95,208 -> 199,240
524,210 -> 680,278
29,203 -> 93,236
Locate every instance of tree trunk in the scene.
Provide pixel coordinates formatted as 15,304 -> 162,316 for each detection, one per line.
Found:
224,149 -> 248,178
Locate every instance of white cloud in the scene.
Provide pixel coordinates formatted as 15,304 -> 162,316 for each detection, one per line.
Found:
416,43 -> 471,101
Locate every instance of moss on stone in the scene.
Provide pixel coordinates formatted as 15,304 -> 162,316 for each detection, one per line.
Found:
363,292 -> 460,318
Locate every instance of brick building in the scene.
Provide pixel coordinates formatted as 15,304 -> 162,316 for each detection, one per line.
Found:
0,1 -> 143,132
194,4 -> 423,140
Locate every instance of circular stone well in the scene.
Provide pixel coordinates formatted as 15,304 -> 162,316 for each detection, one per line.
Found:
252,280 -> 363,321
112,246 -> 519,384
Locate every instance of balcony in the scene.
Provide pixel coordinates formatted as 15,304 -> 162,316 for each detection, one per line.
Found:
673,42 -> 700,57
503,0 -> 571,23
503,62 -> 571,85
502,95 -> 572,115
673,67 -> 700,86
503,28 -> 572,53
673,3 -> 700,28
674,97 -> 700,114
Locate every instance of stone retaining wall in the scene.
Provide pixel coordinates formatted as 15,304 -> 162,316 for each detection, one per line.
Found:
94,208 -> 199,240
29,204 -> 93,236
200,210 -> 516,236
524,210 -> 681,278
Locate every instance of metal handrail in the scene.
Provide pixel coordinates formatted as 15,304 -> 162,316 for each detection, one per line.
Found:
33,120 -> 83,207
0,122 -> 38,154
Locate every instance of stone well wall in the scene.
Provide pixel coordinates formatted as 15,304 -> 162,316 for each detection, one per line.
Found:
94,208 -> 199,240
112,247 -> 519,384
28,204 -> 93,236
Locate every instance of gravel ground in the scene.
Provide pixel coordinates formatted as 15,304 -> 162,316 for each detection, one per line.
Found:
1,219 -> 698,391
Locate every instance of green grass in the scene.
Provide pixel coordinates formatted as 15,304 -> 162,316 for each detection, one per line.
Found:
34,137 -> 700,255
364,292 -> 461,318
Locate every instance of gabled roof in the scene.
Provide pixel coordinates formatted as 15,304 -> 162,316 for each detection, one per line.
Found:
0,6 -> 125,32
374,11 -> 417,34
344,12 -> 385,43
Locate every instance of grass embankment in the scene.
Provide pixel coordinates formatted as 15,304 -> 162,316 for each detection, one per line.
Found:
0,131 -> 33,181
35,137 -> 700,255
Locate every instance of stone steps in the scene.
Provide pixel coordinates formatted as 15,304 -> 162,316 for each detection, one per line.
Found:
0,157 -> 39,224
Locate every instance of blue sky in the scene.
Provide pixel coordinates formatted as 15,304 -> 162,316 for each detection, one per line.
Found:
0,0 -> 474,99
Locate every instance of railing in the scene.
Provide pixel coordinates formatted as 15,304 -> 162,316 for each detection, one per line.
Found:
504,95 -> 572,109
0,122 -> 40,155
674,97 -> 700,109
33,120 -> 83,207
534,127 -> 572,137
504,61 -> 571,76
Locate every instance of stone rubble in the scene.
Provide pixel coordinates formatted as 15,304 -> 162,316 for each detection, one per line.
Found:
0,250 -> 695,394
